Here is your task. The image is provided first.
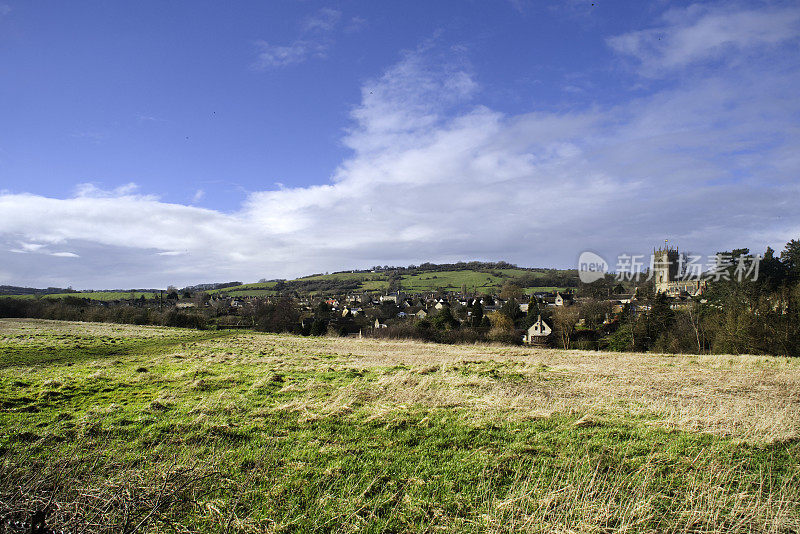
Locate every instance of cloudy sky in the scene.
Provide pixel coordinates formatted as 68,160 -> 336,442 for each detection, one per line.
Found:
1,1 -> 799,289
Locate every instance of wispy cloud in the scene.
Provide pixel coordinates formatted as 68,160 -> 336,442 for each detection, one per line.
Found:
9,242 -> 46,254
71,130 -> 109,143
136,113 -> 166,123
344,16 -> 368,33
608,4 -> 800,76
345,46 -> 478,153
75,182 -> 145,198
302,8 -> 341,32
253,7 -> 342,69
253,40 -> 327,69
508,0 -> 528,14
8,242 -> 78,258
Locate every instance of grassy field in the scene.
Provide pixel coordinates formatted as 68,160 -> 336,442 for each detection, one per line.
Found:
2,268 -> 572,299
400,270 -> 505,292
5,291 -> 160,301
210,289 -> 277,298
208,269 -> 566,296
1,319 -> 798,532
297,273 -> 386,282
206,282 -> 278,296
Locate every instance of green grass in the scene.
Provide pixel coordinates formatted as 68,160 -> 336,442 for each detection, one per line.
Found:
398,270 -> 564,294
360,280 -> 390,291
203,268 -> 570,296
297,272 -> 386,282
400,270 -> 502,292
3,291 -> 159,301
1,319 -> 797,532
206,282 -> 277,295
2,268 -> 572,300
214,289 -> 277,297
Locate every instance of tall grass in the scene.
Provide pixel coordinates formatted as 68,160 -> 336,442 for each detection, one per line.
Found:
0,319 -> 798,532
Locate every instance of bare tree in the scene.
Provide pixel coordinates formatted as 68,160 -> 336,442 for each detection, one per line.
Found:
500,282 -> 523,301
552,306 -> 580,349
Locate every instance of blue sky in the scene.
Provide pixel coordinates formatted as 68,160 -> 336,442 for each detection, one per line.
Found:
1,1 -> 799,288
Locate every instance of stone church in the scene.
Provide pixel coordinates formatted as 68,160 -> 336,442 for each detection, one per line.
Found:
653,246 -> 706,297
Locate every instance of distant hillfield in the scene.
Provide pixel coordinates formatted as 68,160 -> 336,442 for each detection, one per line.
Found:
1,262 -> 579,300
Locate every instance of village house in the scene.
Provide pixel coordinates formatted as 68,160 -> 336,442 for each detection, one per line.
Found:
380,292 -> 405,304
554,292 -> 573,306
522,315 -> 552,345
482,299 -> 503,313
342,307 -> 362,317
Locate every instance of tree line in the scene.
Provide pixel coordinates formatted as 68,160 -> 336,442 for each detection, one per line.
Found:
603,240 -> 800,356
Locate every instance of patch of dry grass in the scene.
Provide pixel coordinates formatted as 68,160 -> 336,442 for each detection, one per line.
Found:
203,332 -> 800,443
1,319 -> 799,532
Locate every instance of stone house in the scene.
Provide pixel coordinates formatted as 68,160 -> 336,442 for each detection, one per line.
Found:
522,315 -> 552,345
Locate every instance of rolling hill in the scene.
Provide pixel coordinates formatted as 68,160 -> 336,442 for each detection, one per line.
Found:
2,263 -> 579,299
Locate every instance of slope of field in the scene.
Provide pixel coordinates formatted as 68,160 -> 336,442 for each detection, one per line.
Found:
205,281 -> 277,296
1,319 -> 798,532
1,267 -> 576,299
400,270 -> 504,291
5,291 -> 160,301
298,272 -> 386,282
209,268 -> 571,296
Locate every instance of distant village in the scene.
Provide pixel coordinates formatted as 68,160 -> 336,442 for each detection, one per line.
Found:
158,280 -> 659,349
201,288 -> 602,344
164,246 -> 706,347
3,241 -> 797,355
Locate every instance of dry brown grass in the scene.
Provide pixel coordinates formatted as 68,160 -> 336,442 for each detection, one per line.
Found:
482,449 -> 800,533
2,319 -> 799,532
0,318 -> 203,347
210,332 -> 800,443
3,318 -> 798,443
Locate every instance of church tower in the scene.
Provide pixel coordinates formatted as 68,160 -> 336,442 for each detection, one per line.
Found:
653,242 -> 680,294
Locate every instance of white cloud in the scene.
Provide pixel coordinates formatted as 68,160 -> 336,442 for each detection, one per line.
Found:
192,189 -> 205,203
345,16 -> 368,33
303,8 -> 341,32
71,130 -> 109,143
253,7 -> 342,69
7,242 -> 79,259
344,48 -> 478,153
136,114 -> 165,123
253,39 -> 327,69
608,4 -> 800,76
75,182 -> 144,198
2,11 -> 800,288
10,242 -> 46,253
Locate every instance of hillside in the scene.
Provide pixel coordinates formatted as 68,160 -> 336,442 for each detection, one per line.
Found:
4,290 -> 161,301
1,319 -> 797,532
2,263 -> 578,300
206,263 -> 579,298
